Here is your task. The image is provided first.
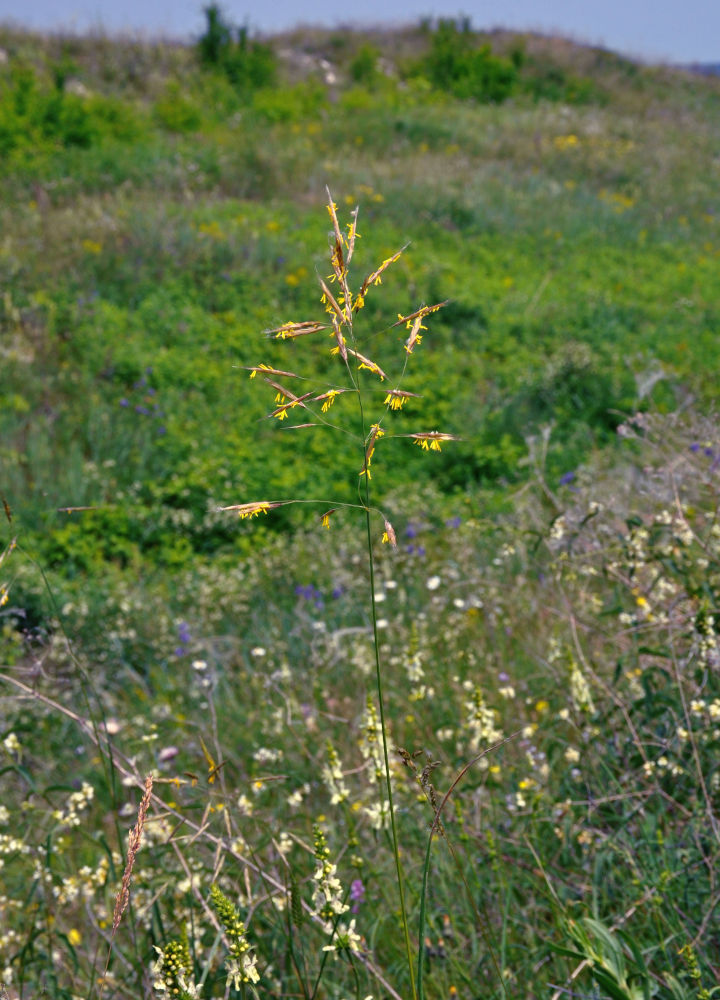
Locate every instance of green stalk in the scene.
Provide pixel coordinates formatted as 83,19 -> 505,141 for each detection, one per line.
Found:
344,304 -> 417,998
361,472 -> 417,1000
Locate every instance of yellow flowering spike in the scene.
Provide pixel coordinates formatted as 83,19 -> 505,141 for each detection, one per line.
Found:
383,389 -> 420,410
220,501 -> 284,519
264,382 -> 314,419
383,518 -> 397,547
268,321 -> 329,339
346,348 -> 387,381
199,736 -> 226,784
325,192 -> 349,283
409,432 -> 459,452
247,364 -> 300,380
360,424 -> 385,479
359,246 -> 407,297
405,315 -> 425,354
319,278 -> 346,320
320,509 -> 336,529
345,209 -> 360,263
326,193 -> 344,248
315,388 -> 346,412
393,301 -> 448,330
392,301 -> 448,353
329,238 -> 346,282
331,315 -> 348,361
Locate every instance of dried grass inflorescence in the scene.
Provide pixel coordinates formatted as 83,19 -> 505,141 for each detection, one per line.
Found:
111,773 -> 153,935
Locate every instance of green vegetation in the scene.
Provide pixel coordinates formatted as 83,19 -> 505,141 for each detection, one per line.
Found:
1,16 -> 720,999
197,4 -> 277,92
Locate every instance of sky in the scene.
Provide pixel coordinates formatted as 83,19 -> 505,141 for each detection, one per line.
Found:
0,0 -> 718,66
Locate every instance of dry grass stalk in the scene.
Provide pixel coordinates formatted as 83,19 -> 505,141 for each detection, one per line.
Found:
111,774 -> 153,935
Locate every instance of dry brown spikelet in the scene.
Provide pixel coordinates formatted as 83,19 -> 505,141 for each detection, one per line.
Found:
111,774 -> 153,935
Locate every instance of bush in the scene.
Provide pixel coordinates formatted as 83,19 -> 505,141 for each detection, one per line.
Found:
154,82 -> 203,132
422,20 -> 518,102
522,61 -> 605,104
197,4 -> 276,93
0,64 -> 141,160
349,43 -> 381,87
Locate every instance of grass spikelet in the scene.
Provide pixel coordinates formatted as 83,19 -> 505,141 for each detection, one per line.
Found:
219,500 -> 286,518
382,518 -> 397,546
268,320 -> 329,339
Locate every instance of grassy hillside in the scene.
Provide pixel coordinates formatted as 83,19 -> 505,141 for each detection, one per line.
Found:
0,17 -> 719,999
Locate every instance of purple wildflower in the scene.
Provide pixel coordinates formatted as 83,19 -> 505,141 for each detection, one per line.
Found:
350,878 -> 365,913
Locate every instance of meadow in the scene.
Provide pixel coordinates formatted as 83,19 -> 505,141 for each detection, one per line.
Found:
1,13 -> 720,999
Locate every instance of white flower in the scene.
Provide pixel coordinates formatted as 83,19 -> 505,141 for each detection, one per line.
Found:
236,794 -> 254,815
287,787 -> 306,808
226,952 -> 260,987
363,801 -> 391,830
426,575 -> 441,590
570,664 -> 594,713
3,732 -> 20,753
323,918 -> 364,957
276,831 -> 293,855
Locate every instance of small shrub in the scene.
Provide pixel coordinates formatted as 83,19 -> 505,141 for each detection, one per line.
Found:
154,82 -> 203,132
0,64 -> 141,159
197,3 -> 234,67
523,61 -> 605,104
197,4 -> 276,94
349,43 -> 381,87
422,19 -> 519,102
